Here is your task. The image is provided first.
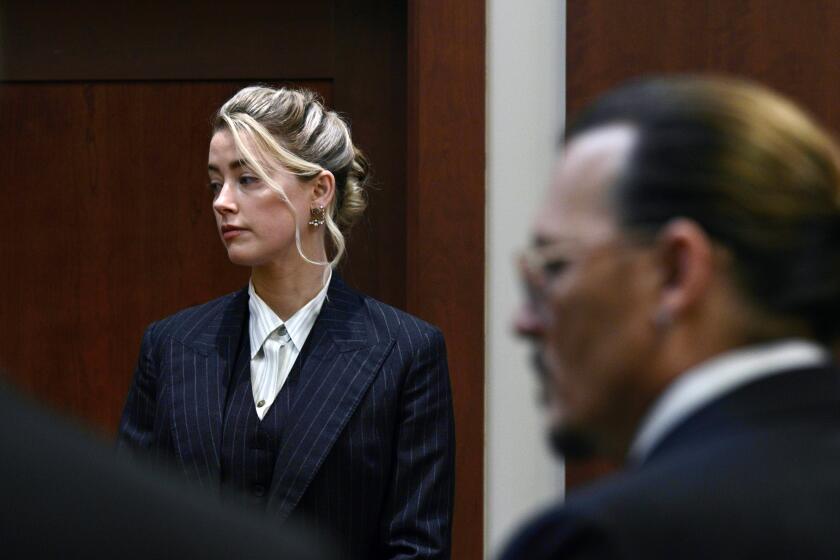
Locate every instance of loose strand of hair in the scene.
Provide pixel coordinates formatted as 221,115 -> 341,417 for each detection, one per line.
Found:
222,115 -> 331,268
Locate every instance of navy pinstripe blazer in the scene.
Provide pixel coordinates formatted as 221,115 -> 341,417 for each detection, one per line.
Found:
118,276 -> 455,560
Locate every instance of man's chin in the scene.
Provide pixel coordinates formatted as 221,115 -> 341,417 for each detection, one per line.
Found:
547,423 -> 598,461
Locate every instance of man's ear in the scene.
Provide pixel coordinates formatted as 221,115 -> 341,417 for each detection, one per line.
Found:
311,170 -> 336,209
654,218 -> 715,321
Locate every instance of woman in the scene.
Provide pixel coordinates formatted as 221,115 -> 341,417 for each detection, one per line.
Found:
118,86 -> 455,560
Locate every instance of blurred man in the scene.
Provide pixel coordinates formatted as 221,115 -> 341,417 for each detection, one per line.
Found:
0,377 -> 338,559
503,76 -> 840,559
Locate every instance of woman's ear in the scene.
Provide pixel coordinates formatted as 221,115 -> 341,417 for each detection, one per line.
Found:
312,170 -> 336,209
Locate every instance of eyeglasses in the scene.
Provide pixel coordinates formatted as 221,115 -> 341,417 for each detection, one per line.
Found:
517,241 -> 586,316
517,234 -> 639,309
519,243 -> 573,288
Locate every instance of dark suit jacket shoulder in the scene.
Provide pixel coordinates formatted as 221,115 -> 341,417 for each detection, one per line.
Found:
500,364 -> 840,560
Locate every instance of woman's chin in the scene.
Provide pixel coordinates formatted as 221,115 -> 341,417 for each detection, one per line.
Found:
225,250 -> 261,267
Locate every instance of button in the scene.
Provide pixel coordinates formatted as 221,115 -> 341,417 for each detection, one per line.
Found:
257,399 -> 265,408
253,484 -> 266,497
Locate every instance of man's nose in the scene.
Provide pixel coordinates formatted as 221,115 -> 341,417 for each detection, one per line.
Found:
514,299 -> 546,340
213,183 -> 237,214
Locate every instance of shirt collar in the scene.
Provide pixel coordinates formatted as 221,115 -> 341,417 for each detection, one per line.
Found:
628,338 -> 830,464
247,268 -> 332,359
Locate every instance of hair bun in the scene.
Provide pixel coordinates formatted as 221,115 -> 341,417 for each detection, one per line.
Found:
336,147 -> 371,230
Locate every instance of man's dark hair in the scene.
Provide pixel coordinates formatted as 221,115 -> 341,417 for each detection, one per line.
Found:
566,76 -> 840,342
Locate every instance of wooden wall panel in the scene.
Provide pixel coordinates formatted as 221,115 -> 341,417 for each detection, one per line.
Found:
568,0 -> 840,131
0,81 -> 330,431
407,2 -> 485,558
566,0 -> 840,489
333,1 -> 407,308
0,0 -> 334,80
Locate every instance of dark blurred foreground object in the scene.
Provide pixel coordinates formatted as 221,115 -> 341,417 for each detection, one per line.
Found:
506,75 -> 840,559
0,377 -> 337,560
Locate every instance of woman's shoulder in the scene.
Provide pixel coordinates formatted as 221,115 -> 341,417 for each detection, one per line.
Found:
349,289 -> 450,373
144,288 -> 248,342
341,282 -> 443,343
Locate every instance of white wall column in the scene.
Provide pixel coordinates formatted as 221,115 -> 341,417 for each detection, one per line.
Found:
485,0 -> 566,555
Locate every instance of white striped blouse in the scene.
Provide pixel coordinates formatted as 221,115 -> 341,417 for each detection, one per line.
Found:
247,270 -> 331,420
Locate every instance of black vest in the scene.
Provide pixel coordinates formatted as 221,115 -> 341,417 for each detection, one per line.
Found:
219,329 -> 302,509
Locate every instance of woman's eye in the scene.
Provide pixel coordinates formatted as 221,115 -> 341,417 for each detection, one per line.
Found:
239,175 -> 261,189
208,181 -> 222,196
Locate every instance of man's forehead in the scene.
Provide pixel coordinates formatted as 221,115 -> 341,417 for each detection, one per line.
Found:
533,124 -> 637,242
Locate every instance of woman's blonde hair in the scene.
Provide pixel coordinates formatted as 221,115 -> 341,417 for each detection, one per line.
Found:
213,85 -> 370,266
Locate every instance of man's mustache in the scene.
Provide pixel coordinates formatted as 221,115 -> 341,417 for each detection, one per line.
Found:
530,350 -> 550,406
530,349 -> 597,461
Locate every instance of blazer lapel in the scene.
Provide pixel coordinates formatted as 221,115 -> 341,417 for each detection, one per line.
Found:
267,276 -> 395,521
169,288 -> 249,479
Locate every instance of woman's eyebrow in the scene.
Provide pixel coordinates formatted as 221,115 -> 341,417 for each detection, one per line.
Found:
208,160 -> 249,173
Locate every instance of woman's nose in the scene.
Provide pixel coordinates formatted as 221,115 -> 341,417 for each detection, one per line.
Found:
212,183 -> 237,214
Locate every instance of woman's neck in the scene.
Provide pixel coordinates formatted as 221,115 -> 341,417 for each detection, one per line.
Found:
251,259 -> 329,321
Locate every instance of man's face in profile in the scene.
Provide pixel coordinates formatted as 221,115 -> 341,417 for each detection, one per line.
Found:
515,125 -> 661,457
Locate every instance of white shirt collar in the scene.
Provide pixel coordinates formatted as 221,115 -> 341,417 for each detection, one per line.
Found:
247,268 -> 332,359
628,338 -> 830,463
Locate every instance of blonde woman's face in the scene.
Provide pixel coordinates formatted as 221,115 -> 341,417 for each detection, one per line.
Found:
208,130 -> 312,267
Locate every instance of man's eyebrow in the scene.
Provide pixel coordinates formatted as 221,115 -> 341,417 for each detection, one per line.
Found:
533,234 -> 578,249
533,235 -> 556,248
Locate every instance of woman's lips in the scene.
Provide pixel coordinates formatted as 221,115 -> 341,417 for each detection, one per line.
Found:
221,225 -> 246,240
